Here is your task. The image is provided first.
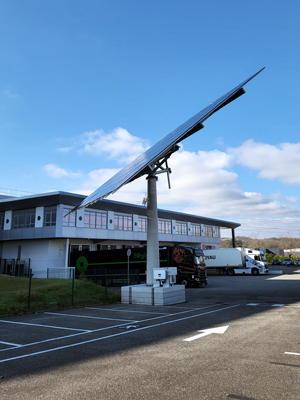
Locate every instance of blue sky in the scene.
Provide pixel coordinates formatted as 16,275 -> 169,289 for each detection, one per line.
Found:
1,0 -> 300,238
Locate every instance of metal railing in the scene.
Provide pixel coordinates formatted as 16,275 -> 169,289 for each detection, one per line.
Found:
0,258 -> 30,277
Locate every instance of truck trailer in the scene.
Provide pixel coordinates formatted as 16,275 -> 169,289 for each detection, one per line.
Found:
70,245 -> 207,287
203,247 -> 268,275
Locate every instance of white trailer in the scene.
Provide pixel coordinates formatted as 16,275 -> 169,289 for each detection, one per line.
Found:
203,247 -> 269,275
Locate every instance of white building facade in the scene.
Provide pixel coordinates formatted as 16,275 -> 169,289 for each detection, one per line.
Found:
0,191 -> 240,277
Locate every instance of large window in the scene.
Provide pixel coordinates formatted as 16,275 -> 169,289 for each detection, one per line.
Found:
215,226 -> 220,238
176,221 -> 187,235
62,208 -> 76,227
203,225 -> 213,237
44,207 -> 57,227
138,216 -> 147,232
191,223 -> 201,236
158,219 -> 172,234
84,211 -> 107,229
114,214 -> 132,231
12,209 -> 35,229
0,212 -> 4,230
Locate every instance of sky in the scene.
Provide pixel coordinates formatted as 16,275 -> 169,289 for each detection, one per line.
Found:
1,0 -> 300,239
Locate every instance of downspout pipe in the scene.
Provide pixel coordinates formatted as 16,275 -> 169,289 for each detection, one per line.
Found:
65,238 -> 69,268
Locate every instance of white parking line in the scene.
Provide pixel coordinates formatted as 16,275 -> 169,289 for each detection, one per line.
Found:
86,307 -> 172,315
0,320 -> 140,353
0,304 -> 239,364
45,312 -> 133,322
245,303 -> 300,308
0,341 -> 22,347
0,319 -> 90,332
0,304 -> 224,354
285,352 -> 300,356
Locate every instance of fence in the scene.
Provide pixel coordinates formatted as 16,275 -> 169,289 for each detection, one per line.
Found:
80,268 -> 144,287
1,265 -> 135,311
0,258 -> 30,277
27,267 -> 76,309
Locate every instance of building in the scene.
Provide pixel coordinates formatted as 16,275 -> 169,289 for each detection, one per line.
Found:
0,191 -> 240,277
283,249 -> 300,257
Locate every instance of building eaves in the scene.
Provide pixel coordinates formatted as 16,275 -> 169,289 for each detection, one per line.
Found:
0,191 -> 240,229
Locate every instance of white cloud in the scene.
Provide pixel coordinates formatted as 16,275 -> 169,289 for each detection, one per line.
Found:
43,164 -> 82,179
2,90 -> 19,98
286,196 -> 299,203
77,167 -> 122,196
73,146 -> 300,221
56,147 -> 73,153
228,139 -> 300,185
51,130 -> 300,238
79,127 -> 149,163
223,217 -> 300,238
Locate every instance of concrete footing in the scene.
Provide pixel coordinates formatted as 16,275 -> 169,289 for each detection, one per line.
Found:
121,284 -> 186,306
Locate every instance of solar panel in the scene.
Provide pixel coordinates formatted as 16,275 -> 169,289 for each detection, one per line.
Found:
72,68 -> 265,212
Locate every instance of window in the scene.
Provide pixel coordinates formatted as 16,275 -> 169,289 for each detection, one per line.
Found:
214,226 -> 220,238
12,209 -> 35,229
191,223 -> 201,236
176,221 -> 187,235
0,212 -> 4,230
203,225 -> 213,237
158,219 -> 172,234
62,208 -> 76,227
44,207 -> 57,226
114,214 -> 132,231
84,211 -> 107,229
138,216 -> 147,232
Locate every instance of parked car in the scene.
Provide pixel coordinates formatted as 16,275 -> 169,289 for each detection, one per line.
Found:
282,258 -> 293,265
272,258 -> 281,265
293,259 -> 300,265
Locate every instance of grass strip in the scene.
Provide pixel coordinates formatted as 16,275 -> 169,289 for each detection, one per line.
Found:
0,275 -> 121,317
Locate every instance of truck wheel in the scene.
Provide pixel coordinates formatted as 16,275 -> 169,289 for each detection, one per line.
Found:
227,268 -> 235,276
252,268 -> 259,276
180,277 -> 190,287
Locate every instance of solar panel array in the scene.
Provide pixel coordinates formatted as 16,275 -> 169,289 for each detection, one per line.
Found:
72,68 -> 264,212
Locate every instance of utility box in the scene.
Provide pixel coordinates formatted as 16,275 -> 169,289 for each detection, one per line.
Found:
166,267 -> 177,285
153,269 -> 166,280
153,267 -> 177,287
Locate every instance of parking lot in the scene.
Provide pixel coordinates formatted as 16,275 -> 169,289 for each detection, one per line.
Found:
1,269 -> 300,399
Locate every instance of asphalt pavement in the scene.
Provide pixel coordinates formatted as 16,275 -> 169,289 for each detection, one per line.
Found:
1,268 -> 300,400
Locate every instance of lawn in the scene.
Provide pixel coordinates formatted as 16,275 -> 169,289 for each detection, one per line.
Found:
0,275 -> 121,316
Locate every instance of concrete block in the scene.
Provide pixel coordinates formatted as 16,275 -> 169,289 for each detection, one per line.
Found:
121,284 -> 185,306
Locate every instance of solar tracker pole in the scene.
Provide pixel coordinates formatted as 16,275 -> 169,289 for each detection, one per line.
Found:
146,174 -> 160,286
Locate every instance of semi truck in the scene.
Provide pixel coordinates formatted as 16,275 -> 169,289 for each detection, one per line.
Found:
70,245 -> 207,287
203,247 -> 268,275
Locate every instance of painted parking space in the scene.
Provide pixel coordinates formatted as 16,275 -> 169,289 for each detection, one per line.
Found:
2,274 -> 300,399
2,298 -> 300,355
1,295 -> 300,399
0,302 -> 240,364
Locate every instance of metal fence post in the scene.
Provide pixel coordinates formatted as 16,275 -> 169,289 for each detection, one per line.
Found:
127,249 -> 131,285
72,268 -> 75,306
105,268 -> 107,300
28,268 -> 32,309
